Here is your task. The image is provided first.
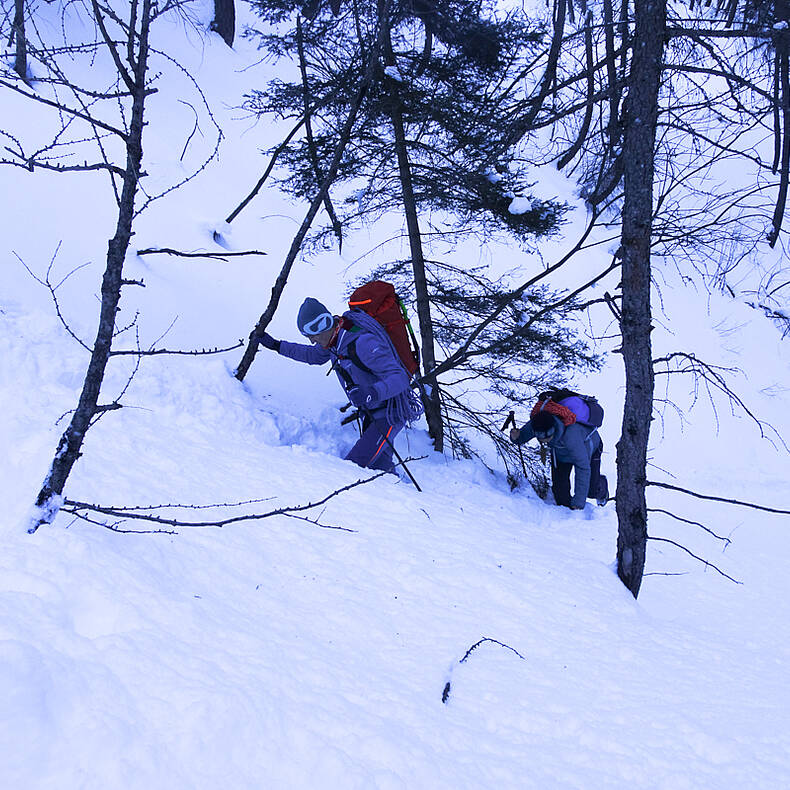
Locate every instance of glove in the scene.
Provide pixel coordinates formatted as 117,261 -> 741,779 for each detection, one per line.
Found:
257,332 -> 280,352
347,385 -> 377,409
509,427 -> 521,442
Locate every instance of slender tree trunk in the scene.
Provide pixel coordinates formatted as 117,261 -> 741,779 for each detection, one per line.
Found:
234,45 -> 380,381
769,2 -> 790,247
504,0 -> 566,149
385,101 -> 444,449
615,0 -> 665,597
32,1 -> 153,530
12,0 -> 28,83
211,0 -> 235,47
296,17 -> 343,247
380,31 -> 443,451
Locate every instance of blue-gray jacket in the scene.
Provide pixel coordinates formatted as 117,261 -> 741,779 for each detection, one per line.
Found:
514,415 -> 601,508
278,320 -> 411,421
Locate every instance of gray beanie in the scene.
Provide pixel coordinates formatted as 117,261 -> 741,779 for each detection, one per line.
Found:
297,297 -> 334,336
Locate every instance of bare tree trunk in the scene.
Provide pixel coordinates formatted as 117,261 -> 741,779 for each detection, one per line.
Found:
384,93 -> 444,450
32,0 -> 153,530
769,2 -> 790,247
211,0 -> 235,47
12,0 -> 28,83
615,0 -> 665,597
504,0 -> 567,149
234,45 -> 380,381
381,11 -> 444,451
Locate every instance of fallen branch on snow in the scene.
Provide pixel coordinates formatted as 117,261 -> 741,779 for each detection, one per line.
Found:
62,473 -> 387,533
442,637 -> 527,704
137,247 -> 267,260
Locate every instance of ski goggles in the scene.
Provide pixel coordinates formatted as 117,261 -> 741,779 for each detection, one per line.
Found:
300,311 -> 334,336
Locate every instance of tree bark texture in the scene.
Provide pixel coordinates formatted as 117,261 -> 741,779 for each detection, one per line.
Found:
769,3 -> 790,247
33,1 -> 153,529
615,0 -> 665,597
13,0 -> 28,82
504,0 -> 566,149
381,15 -> 444,452
211,0 -> 235,47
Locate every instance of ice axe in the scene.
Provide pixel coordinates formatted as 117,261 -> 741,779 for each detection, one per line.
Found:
501,410 -> 528,478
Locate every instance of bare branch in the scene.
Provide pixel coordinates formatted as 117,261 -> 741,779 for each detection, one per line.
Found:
648,536 -> 742,584
459,637 -> 526,664
0,77 -> 127,139
652,351 -> 787,449
1,150 -> 127,176
646,507 -> 731,545
15,249 -> 92,351
177,99 -> 201,161
109,341 -> 244,356
442,637 -> 527,704
648,481 -> 790,515
60,472 -> 386,530
94,402 -> 123,414
134,46 -> 224,215
136,247 -> 267,260
91,0 -> 136,92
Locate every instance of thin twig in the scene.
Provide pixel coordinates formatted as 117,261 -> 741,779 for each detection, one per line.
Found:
459,637 -> 527,664
62,472 -> 386,530
110,341 -> 244,356
137,247 -> 267,259
648,481 -> 790,515
647,507 -> 731,545
648,536 -> 742,584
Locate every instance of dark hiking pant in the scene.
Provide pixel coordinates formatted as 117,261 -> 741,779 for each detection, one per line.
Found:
551,437 -> 606,508
345,416 -> 403,473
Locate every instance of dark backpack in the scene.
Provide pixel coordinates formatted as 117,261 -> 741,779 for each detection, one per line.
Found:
534,388 -> 604,428
347,281 -> 419,377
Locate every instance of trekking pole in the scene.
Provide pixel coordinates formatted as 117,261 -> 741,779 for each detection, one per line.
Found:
333,356 -> 421,491
356,403 -> 422,492
501,411 -> 528,478
340,409 -> 360,425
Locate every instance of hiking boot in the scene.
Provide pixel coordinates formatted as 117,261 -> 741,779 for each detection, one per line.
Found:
596,475 -> 609,506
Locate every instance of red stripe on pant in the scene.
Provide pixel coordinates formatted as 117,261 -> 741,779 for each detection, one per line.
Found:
369,424 -> 393,464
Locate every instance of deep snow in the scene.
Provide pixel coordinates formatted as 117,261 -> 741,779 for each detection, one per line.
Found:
2,2 -> 790,788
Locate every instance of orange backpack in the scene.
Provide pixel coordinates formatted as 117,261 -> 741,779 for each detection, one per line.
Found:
347,281 -> 420,376
530,398 -> 577,426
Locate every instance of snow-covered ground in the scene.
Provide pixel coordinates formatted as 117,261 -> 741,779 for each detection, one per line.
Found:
2,3 -> 790,788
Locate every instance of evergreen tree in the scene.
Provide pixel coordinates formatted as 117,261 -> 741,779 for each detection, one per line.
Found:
245,0 -> 595,468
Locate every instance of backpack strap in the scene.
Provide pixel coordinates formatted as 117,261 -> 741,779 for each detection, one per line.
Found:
344,337 -> 374,376
331,352 -> 355,390
330,334 -> 375,393
582,426 -> 601,451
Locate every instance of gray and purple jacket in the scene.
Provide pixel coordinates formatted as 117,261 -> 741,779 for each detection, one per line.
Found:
277,315 -> 413,423
514,414 -> 601,508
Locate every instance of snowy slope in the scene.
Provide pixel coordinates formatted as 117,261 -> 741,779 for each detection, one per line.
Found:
2,2 -> 790,788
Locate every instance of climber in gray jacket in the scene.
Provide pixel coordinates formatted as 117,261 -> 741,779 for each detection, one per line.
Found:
510,410 -> 608,509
